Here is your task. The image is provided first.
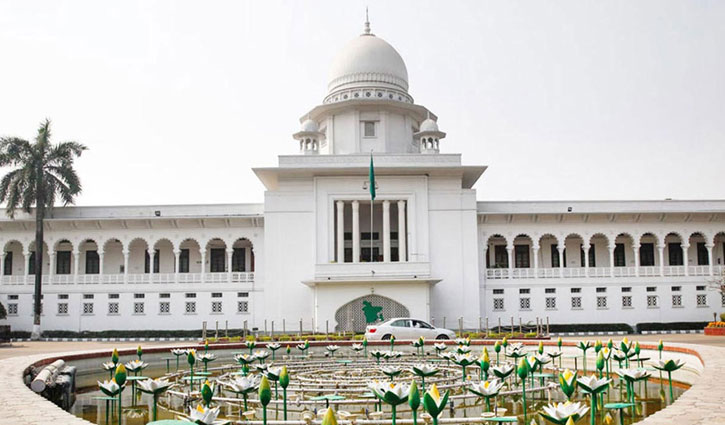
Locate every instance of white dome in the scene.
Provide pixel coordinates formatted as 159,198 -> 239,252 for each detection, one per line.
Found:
300,119 -> 319,133
327,34 -> 409,96
419,118 -> 439,132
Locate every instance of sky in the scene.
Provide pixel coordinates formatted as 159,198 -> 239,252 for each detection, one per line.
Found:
0,0 -> 723,206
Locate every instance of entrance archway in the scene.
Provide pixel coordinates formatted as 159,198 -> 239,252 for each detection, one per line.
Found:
334,295 -> 410,333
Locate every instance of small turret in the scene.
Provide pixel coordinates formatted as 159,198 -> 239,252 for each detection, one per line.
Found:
293,118 -> 325,155
414,115 -> 445,154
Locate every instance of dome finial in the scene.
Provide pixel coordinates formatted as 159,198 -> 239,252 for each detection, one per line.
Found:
363,7 -> 372,35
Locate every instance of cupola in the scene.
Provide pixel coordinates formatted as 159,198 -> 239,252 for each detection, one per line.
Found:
293,118 -> 325,155
414,116 -> 446,154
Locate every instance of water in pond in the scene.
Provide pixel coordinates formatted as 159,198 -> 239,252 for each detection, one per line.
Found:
70,351 -> 689,425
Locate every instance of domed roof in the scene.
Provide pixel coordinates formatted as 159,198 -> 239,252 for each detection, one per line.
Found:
419,118 -> 439,132
300,118 -> 319,133
327,31 -> 409,96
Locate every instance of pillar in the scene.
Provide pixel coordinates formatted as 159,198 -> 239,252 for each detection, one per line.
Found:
633,244 -> 640,277
557,246 -> 565,278
123,249 -> 129,283
383,200 -> 391,262
352,200 -> 360,263
73,251 -> 80,277
0,252 -> 5,277
532,245 -> 539,279
147,249 -> 155,280
200,249 -> 207,282
244,246 -> 251,272
49,250 -> 56,278
658,244 -> 665,277
336,200 -> 345,263
174,249 -> 180,283
582,244 -> 590,277
707,244 -> 714,276
227,249 -> 234,283
397,200 -> 406,262
24,249 -> 31,277
682,244 -> 690,276
99,252 -> 104,277
506,244 -> 514,279
608,246 -> 615,278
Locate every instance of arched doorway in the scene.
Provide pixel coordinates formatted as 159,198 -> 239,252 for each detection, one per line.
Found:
334,295 -> 410,333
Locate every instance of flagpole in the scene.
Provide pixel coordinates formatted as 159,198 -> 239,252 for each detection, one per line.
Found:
370,199 -> 374,262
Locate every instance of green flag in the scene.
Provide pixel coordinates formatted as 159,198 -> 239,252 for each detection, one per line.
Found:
368,154 -> 376,200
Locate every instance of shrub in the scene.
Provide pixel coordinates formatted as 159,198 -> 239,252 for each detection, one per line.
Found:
635,321 -> 710,332
0,302 -> 6,320
720,313 -> 725,322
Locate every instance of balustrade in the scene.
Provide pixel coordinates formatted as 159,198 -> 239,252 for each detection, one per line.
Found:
0,271 -> 255,285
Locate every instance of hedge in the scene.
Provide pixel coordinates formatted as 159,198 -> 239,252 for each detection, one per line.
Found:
635,321 -> 710,332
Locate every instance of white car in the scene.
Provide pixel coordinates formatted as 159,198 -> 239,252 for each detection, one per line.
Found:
364,318 -> 456,341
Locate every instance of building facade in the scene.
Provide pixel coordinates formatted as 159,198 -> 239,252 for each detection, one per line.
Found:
1,22 -> 724,333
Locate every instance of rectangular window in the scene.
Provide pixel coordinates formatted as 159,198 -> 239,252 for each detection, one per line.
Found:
185,301 -> 196,314
640,243 -> 655,266
159,293 -> 171,298
108,293 -> 119,299
571,287 -> 581,293
494,245 -> 508,268
179,249 -> 190,273
8,294 -> 18,300
83,303 -> 94,315
133,302 -> 144,314
28,251 -> 35,275
134,293 -> 145,299
8,303 -> 18,315
647,295 -> 658,308
237,301 -> 249,313
108,302 -> 119,315
519,298 -> 531,310
722,293 -> 725,307
159,302 -> 170,314
622,296 -> 632,308
211,292 -> 223,298
57,303 -> 68,315
519,288 -> 530,294
596,296 -> 607,309
596,287 -> 607,293
696,285 -> 706,291
361,232 -> 380,241
646,287 -> 657,292
580,244 -> 596,267
3,252 -> 12,275
571,297 -> 582,309
58,294 -> 69,300
614,243 -> 626,267
210,248 -> 225,272
361,247 -> 380,262
697,243 -> 709,265
621,287 -> 632,293
232,248 -> 246,272
185,293 -> 197,298
545,297 -> 556,310
363,121 -> 376,137
144,249 -> 160,273
344,247 -> 353,263
493,298 -> 504,311
85,250 -> 100,274
211,301 -> 223,313
696,294 -> 707,307
671,286 -> 681,292
545,288 -> 556,294
83,294 -> 94,299
56,251 -> 71,274
514,245 -> 530,268
668,243 -> 683,266
237,292 -> 249,298
672,295 -> 682,307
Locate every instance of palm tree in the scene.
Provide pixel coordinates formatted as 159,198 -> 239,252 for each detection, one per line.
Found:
0,119 -> 87,339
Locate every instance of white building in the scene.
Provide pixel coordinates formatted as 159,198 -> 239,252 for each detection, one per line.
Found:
2,21 -> 724,334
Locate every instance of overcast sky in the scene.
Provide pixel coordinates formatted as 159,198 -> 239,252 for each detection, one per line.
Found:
0,0 -> 723,206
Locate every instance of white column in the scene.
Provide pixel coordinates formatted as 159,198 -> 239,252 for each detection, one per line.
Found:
227,249 -> 234,283
24,250 -> 31,277
682,243 -> 690,276
658,244 -> 665,277
99,252 -> 104,277
147,249 -> 155,280
557,246 -> 565,278
73,251 -> 80,278
123,249 -> 129,284
200,250 -> 207,282
49,250 -> 56,279
482,246 -> 489,271
707,244 -> 714,276
352,200 -> 360,263
383,200 -> 391,262
174,249 -> 180,283
608,246 -> 615,278
582,244 -> 590,277
397,200 -> 406,262
0,252 -> 5,277
633,244 -> 640,277
506,244 -> 514,279
244,247 -> 251,272
532,246 -> 539,279
336,200 -> 345,263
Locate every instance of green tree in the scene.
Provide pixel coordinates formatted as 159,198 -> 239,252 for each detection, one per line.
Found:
0,120 -> 86,339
